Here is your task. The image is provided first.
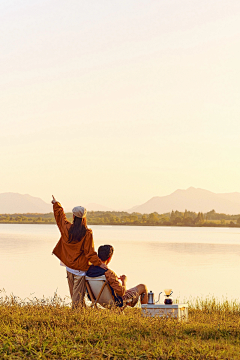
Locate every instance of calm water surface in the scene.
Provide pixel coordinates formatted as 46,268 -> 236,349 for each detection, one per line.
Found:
1,224 -> 240,302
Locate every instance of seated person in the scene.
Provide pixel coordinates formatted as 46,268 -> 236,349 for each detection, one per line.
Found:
86,244 -> 148,307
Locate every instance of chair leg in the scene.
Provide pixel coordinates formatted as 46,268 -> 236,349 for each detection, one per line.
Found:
86,281 -> 98,308
94,282 -> 107,305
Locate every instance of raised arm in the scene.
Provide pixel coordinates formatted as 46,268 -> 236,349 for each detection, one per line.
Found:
52,196 -> 71,239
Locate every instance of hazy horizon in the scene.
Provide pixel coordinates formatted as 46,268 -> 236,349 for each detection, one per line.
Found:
1,1 -> 240,209
2,186 -> 240,214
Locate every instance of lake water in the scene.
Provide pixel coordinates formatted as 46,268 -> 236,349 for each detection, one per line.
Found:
1,224 -> 240,302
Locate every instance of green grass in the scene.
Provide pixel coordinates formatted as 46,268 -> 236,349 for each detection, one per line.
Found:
1,293 -> 240,359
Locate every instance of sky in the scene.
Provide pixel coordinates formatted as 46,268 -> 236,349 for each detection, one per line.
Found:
1,0 -> 240,210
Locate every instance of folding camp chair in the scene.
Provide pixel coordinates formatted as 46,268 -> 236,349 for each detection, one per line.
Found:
85,275 -> 116,308
85,275 -> 136,310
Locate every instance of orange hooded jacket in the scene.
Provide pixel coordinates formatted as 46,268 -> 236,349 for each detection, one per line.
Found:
52,202 -> 102,271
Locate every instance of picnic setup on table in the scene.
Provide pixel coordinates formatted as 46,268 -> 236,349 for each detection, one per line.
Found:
141,289 -> 188,321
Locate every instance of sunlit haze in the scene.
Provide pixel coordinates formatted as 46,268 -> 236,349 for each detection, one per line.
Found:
1,0 -> 240,210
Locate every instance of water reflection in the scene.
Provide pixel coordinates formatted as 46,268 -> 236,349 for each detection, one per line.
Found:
0,224 -> 240,301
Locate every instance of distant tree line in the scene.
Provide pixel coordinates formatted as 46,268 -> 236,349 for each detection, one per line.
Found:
0,209 -> 240,227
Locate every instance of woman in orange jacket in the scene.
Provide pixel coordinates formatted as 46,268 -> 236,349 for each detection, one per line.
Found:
51,196 -> 106,307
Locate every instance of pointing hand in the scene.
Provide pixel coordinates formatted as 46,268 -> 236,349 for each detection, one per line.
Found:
51,195 -> 57,204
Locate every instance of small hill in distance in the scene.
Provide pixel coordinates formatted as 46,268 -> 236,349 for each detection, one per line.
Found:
0,193 -> 52,214
128,187 -> 240,215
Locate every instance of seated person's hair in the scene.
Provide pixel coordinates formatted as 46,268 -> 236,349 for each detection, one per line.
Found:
98,245 -> 114,261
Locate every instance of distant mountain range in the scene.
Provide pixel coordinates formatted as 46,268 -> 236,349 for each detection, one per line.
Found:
0,193 -> 115,214
1,188 -> 240,215
0,193 -> 52,214
128,187 -> 240,215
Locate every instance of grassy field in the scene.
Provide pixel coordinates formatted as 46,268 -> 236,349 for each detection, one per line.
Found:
1,294 -> 240,359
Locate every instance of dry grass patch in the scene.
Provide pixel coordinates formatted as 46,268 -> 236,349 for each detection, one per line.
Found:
1,293 -> 240,359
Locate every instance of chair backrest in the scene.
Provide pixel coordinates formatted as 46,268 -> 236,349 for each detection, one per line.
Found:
85,275 -> 115,307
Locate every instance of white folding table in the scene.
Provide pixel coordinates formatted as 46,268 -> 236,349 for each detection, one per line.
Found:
141,303 -> 188,321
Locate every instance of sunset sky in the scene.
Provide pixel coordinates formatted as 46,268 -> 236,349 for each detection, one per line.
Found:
1,0 -> 240,210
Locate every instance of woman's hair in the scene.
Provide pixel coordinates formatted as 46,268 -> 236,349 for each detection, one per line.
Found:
68,216 -> 87,243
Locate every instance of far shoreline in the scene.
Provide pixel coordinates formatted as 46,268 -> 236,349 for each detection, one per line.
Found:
0,221 -> 240,228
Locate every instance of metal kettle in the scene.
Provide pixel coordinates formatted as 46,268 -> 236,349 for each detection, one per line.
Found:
147,291 -> 162,304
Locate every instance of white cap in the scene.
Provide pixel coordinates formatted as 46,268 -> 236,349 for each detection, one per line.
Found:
72,206 -> 87,218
